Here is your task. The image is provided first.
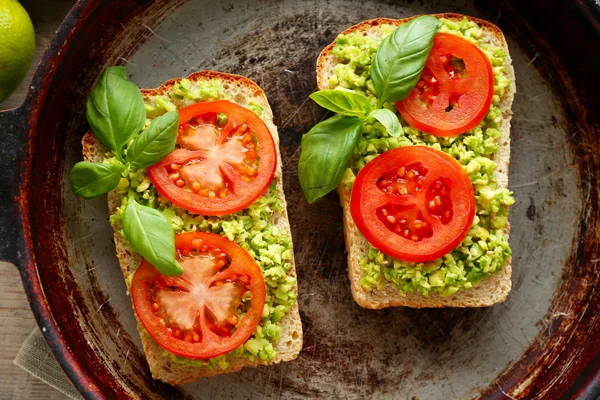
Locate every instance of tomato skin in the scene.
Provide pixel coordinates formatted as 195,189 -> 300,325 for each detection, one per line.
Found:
396,33 -> 494,137
350,146 -> 475,263
131,232 -> 266,359
147,100 -> 277,216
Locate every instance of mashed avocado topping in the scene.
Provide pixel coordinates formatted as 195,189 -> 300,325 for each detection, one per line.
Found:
109,79 -> 296,369
331,17 -> 514,296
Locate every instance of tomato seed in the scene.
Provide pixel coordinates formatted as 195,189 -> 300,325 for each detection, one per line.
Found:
434,196 -> 442,207
219,191 -> 227,198
192,333 -> 200,342
242,134 -> 253,144
398,167 -> 406,177
151,302 -> 160,312
403,230 -> 410,238
429,201 -> 436,210
192,239 -> 203,248
386,215 -> 396,224
400,187 -> 408,195
227,316 -> 239,326
184,333 -> 192,342
381,209 -> 388,216
170,172 -> 180,181
414,220 -> 423,229
170,163 -> 180,171
411,235 -> 419,242
175,179 -> 185,187
208,191 -> 216,198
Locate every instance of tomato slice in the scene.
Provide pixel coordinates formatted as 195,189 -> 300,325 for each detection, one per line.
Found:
131,232 -> 266,359
350,146 -> 475,263
396,33 -> 494,137
147,100 -> 277,216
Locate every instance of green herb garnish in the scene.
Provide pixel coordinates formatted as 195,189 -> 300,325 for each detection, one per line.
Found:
371,15 -> 440,103
298,17 -> 439,203
70,66 -> 182,276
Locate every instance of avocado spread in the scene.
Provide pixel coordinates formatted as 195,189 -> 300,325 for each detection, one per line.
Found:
331,17 -> 514,296
109,78 -> 296,370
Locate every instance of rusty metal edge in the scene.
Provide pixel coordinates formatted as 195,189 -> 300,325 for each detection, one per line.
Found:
17,0 -> 109,398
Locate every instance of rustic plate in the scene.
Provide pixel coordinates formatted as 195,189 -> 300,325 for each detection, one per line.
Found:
0,0 -> 599,398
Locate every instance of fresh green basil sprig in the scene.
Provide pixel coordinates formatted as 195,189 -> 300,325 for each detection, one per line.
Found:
371,15 -> 440,103
70,66 -> 182,276
299,91 -> 401,203
298,16 -> 440,204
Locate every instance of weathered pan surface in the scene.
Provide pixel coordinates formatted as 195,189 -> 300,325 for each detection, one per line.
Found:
8,0 -> 600,398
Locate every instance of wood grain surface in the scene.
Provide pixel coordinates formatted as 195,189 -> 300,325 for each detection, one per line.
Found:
1,2 -> 75,398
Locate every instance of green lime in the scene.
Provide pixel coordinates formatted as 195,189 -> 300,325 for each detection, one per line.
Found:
0,0 -> 35,103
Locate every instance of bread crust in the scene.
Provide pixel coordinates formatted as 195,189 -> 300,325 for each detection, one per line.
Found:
316,14 -> 516,308
82,71 -> 302,384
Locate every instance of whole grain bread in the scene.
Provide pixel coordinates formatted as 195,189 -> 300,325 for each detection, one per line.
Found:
82,71 -> 303,384
316,14 -> 516,308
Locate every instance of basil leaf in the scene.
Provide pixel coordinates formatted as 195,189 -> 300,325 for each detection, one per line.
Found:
369,108 -> 402,137
70,161 -> 123,199
371,16 -> 440,103
127,110 -> 179,169
309,90 -> 373,117
298,116 -> 362,203
86,66 -> 146,158
123,200 -> 183,276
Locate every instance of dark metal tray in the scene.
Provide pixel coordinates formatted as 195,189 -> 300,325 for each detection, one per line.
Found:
0,0 -> 599,398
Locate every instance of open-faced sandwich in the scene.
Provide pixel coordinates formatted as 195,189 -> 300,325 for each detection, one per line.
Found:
71,69 -> 302,383
299,14 -> 515,308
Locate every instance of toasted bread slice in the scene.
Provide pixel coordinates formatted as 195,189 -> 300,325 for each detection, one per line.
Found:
82,71 -> 302,383
317,14 -> 515,308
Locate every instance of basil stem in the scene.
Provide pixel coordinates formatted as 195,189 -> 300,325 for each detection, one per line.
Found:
70,161 -> 124,199
122,194 -> 183,276
298,116 -> 363,203
371,16 -> 440,103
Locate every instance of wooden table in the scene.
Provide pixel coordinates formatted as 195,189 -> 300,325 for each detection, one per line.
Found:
1,1 -> 75,398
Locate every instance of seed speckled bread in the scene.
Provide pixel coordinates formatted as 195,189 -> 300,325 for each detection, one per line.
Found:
316,14 -> 516,308
82,71 -> 303,384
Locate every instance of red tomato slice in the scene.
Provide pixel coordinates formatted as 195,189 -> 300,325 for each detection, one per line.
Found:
131,232 -> 266,359
350,146 -> 476,262
147,100 -> 277,216
396,33 -> 494,137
